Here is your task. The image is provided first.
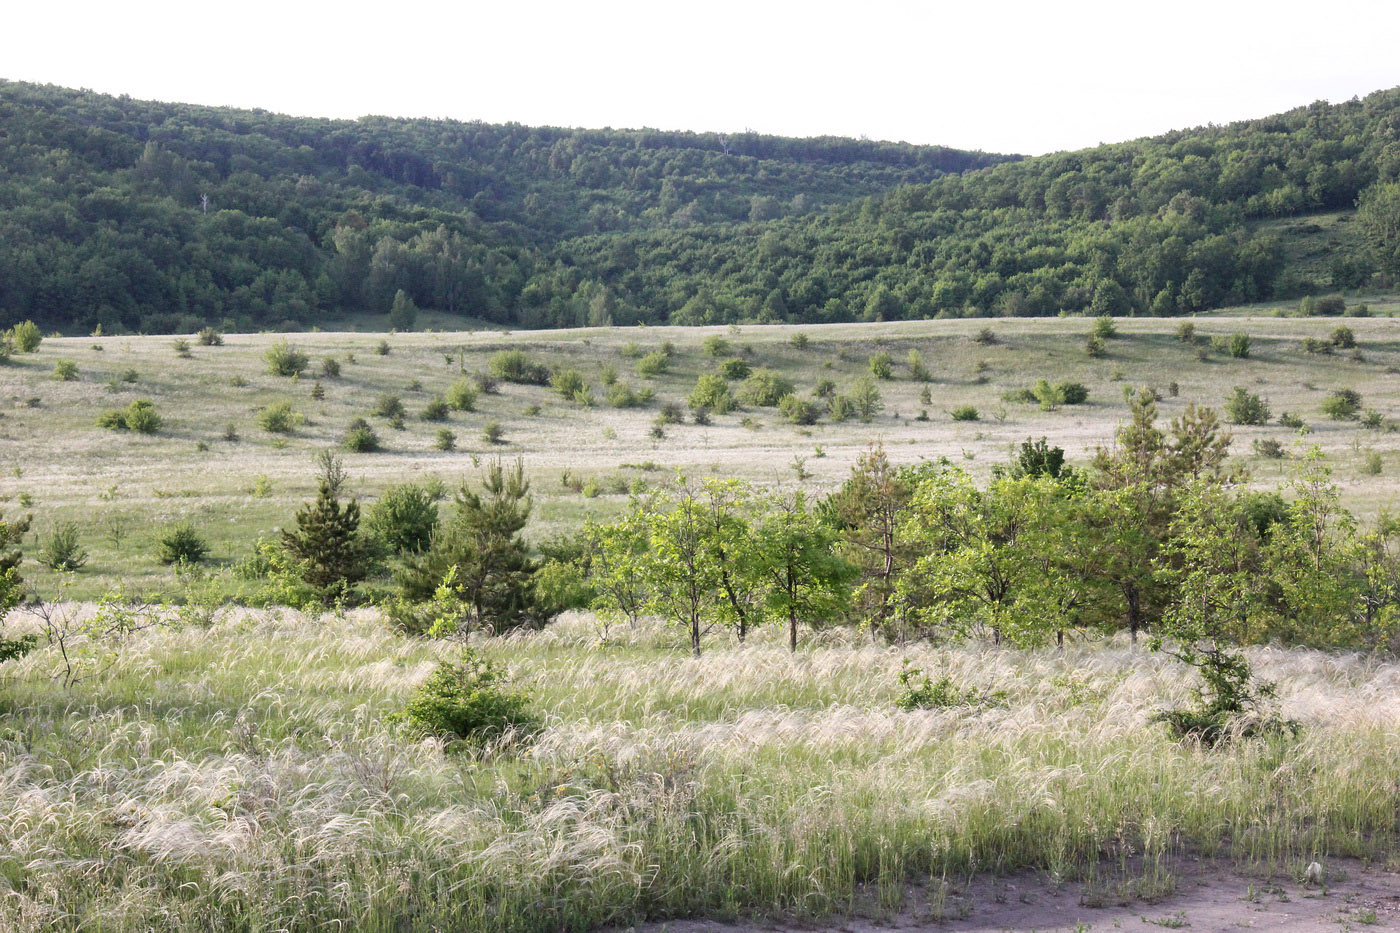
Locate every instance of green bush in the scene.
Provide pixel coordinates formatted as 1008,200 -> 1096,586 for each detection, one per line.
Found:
1151,647 -> 1297,747
435,428 -> 456,451
778,393 -> 819,425
197,327 -> 223,346
718,358 -> 751,380
257,402 -> 298,433
689,373 -> 735,413
702,335 -> 729,357
372,394 -> 406,420
98,399 -> 161,434
1252,438 -> 1286,459
1091,315 -> 1117,338
607,382 -> 645,408
635,351 -> 670,377
52,360 -> 78,381
868,352 -> 894,380
39,522 -> 87,571
482,421 -> 505,444
395,649 -> 540,745
343,418 -> 380,452
1226,333 -> 1251,358
1278,411 -> 1307,430
738,369 -> 795,407
1085,334 -> 1106,358
446,379 -> 478,411
10,321 -> 42,353
489,350 -> 550,385
421,396 -> 450,421
790,332 -> 810,349
1331,325 -> 1357,349
1224,386 -> 1271,425
265,340 -> 308,377
320,356 -> 341,378
551,368 -> 586,398
1322,389 -> 1363,420
950,405 -> 980,422
157,523 -> 210,565
1058,381 -> 1089,404
368,483 -> 440,554
897,661 -> 1005,710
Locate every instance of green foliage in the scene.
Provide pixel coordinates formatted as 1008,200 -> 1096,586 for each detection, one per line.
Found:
39,522 -> 88,571
1225,333 -> 1251,358
368,483 -> 440,555
257,402 -> 298,433
551,368 -> 586,399
738,369 -> 795,407
421,395 -> 449,421
52,360 -> 78,381
9,321 -> 41,353
320,356 -> 341,378
1085,335 -> 1106,358
97,399 -> 161,434
778,393 -> 819,425
372,394 -> 406,419
868,352 -> 894,380
1322,389 -> 1362,420
635,351 -> 670,378
1331,325 -> 1356,349
482,421 -> 505,444
1224,387 -> 1271,425
434,428 -> 456,451
343,418 -> 380,452
489,350 -> 550,385
1151,645 -> 1297,747
950,405 -> 979,421
197,326 -> 223,346
790,332 -> 810,348
395,649 -> 539,745
1253,438 -> 1286,459
157,523 -> 210,565
1091,315 -> 1117,339
689,373 -> 735,413
446,378 -> 477,411
718,358 -> 751,380
702,335 -> 729,357
264,340 -> 308,377
387,289 -> 418,331
282,452 -> 371,603
906,349 -> 930,382
847,376 -> 883,421
896,661 -> 1006,710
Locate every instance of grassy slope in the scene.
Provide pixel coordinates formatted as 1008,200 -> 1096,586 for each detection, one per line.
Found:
6,303 -> 1400,598
0,610 -> 1395,931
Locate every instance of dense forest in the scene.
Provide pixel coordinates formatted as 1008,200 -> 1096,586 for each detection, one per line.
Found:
2,80 -> 1400,333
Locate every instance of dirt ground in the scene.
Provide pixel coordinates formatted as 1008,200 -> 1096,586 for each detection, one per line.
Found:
627,859 -> 1400,932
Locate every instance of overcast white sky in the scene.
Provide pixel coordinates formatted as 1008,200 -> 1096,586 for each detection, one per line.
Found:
5,1 -> 1399,155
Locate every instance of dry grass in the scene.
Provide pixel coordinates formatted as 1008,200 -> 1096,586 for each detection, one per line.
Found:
0,607 -> 1396,931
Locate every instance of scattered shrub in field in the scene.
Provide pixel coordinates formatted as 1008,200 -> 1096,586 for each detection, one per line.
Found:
689,374 -> 735,413
815,378 -> 836,399
826,395 -> 856,422
790,332 -> 810,348
197,327 -> 223,346
157,523 -> 210,565
395,649 -> 539,745
490,350 -> 549,384
310,380 -> 325,400
1361,409 -> 1385,430
718,358 -> 751,380
635,351 -> 670,377
1152,646 -> 1298,747
257,402 -> 298,433
778,393 -> 819,425
551,368 -> 586,399
1308,294 -> 1347,316
388,289 -> 418,331
368,483 -> 440,554
868,352 -> 894,380
1332,325 -> 1357,349
265,340 -> 308,376
9,321 -> 41,353
607,382 -> 645,408
1278,411 -> 1307,429
171,338 -> 192,357
98,399 -> 161,434
1322,389 -> 1362,420
1300,337 -> 1333,354
282,452 -> 371,603
1085,334 -> 1106,358
896,661 -> 1005,710
1224,387 -> 1271,425
703,335 -> 729,357
421,396 -> 449,421
52,360 -> 78,381
1253,438 -> 1286,459
649,423 -> 666,440
446,379 -> 478,411
739,369 -> 795,407
320,356 -> 341,378
656,401 -> 685,425
1091,314 -> 1117,338
373,394 -> 406,419
482,421 -> 505,444
950,404 -> 980,422
1032,380 -> 1066,411
1224,333 -> 1251,358
473,372 -> 499,395
1176,321 -> 1196,343
849,376 -> 883,420
1346,302 -> 1372,318
434,428 -> 456,451
598,364 -> 618,386
691,405 -> 712,425
973,327 -> 997,345
376,339 -> 391,356
1361,451 -> 1383,475
39,522 -> 87,571
619,341 -> 643,359
343,418 -> 380,452
907,349 -> 931,381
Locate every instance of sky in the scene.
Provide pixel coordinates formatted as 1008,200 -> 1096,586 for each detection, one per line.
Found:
5,0 -> 1400,155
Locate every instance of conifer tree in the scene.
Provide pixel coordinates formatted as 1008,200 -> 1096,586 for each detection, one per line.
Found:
282,452 -> 370,603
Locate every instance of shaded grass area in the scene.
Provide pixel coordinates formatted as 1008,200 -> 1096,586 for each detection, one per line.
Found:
0,609 -> 1397,930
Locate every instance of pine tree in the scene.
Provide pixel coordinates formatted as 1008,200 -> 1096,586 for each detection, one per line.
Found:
282,452 -> 370,603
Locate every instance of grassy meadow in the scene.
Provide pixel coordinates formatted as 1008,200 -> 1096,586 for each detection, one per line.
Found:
5,299 -> 1400,599
0,610 -> 1398,931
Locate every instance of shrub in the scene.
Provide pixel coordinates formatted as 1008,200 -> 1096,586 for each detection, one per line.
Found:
607,382 -> 644,408
368,483 -> 440,554
1091,314 -> 1117,338
897,661 -> 1005,710
950,405 -> 980,422
372,394 -> 406,419
388,289 -> 418,331
827,395 -> 855,422
718,358 -> 751,380
1331,325 -> 1357,349
1252,438 -> 1286,459
258,402 -> 298,433
738,369 -> 795,407
421,396 -> 449,421
691,406 -> 712,425
973,327 -> 997,345
1313,294 -> 1347,316
849,376 -> 883,421
689,374 -> 735,413
656,401 -> 685,425
1362,451 -> 1383,475
1059,381 -> 1089,404
1085,335 -> 1106,358
376,340 -> 391,356
10,321 -> 42,353
1176,321 -> 1196,343
435,428 -> 456,451
1345,303 -> 1372,318
52,360 -> 78,381
635,351 -> 670,377
489,350 -> 550,384
446,379 -> 478,411
310,381 -> 325,400
157,523 -> 210,565
39,522 -> 87,571
551,368 -> 586,398
1300,337 -> 1333,355
868,352 -> 894,380
1226,333 -> 1251,358
815,378 -> 836,399
265,340 -> 308,377
197,327 -> 223,346
1322,389 -> 1363,420
172,338 -> 192,357
907,349 -> 931,382
1361,409 -> 1385,430
98,399 -> 161,434
1224,387 -> 1271,426
702,335 -> 729,357
343,418 -> 380,452
790,332 -> 810,348
1152,646 -> 1297,747
619,341 -> 643,359
1032,380 -> 1066,411
1278,412 -> 1307,430
320,356 -> 341,378
482,421 -> 505,444
778,393 -> 819,425
396,649 -> 539,745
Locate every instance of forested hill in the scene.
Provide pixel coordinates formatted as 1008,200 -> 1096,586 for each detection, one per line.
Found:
0,81 -> 1009,333
2,81 -> 1399,334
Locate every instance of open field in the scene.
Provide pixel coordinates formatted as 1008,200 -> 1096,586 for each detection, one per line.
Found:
5,302 -> 1400,598
0,609 -> 1398,931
